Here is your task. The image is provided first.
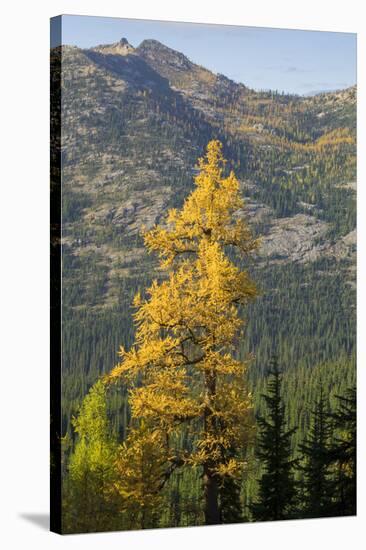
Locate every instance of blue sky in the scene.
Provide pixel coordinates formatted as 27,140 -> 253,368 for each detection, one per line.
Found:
52,15 -> 356,95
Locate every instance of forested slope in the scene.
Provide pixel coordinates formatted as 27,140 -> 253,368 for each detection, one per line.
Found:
52,38 -> 356,471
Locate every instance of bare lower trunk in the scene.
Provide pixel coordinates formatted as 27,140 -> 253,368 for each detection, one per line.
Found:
203,464 -> 220,524
203,368 -> 220,525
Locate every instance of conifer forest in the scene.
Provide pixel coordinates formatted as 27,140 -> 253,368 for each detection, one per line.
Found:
51,26 -> 356,533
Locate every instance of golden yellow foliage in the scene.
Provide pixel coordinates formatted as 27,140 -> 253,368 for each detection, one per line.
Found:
114,422 -> 170,529
107,140 -> 259,523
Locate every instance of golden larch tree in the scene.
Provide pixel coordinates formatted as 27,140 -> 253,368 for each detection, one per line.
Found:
108,140 -> 259,524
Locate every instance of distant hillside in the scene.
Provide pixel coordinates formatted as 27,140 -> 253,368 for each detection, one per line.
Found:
51,38 -> 356,433
304,87 -> 356,97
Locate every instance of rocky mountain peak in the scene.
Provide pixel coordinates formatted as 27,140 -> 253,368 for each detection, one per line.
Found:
92,37 -> 135,56
137,39 -> 193,71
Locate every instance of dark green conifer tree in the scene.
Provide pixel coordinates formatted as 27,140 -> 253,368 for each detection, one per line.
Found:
327,387 -> 356,516
298,387 -> 333,518
250,357 -> 298,521
219,474 -> 243,524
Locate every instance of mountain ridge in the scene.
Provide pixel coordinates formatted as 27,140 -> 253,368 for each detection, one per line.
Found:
59,37 -> 356,99
54,37 -> 356,313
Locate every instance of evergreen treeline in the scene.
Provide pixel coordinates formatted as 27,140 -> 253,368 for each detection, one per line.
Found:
60,255 -> 355,437
61,358 -> 356,532
248,361 -> 356,522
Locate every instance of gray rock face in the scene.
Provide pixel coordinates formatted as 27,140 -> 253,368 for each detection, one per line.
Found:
253,213 -> 355,266
258,214 -> 329,263
84,187 -> 171,237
